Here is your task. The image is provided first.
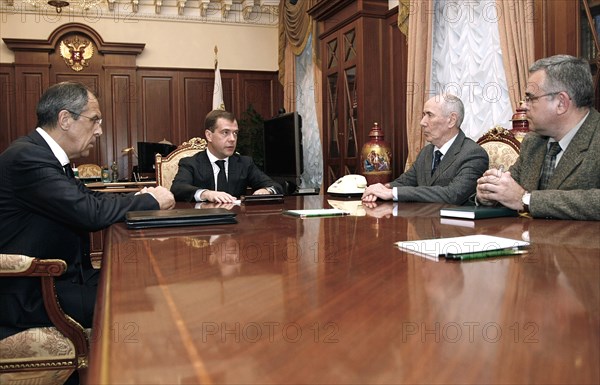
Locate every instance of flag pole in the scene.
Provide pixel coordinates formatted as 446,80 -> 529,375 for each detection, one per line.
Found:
214,45 -> 218,69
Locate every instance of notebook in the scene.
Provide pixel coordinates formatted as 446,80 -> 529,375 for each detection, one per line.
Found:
126,208 -> 237,229
440,205 -> 518,219
240,194 -> 284,204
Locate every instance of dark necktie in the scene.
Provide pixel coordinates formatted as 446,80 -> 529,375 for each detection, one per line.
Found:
215,160 -> 228,192
63,164 -> 75,179
538,142 -> 562,190
432,150 -> 443,175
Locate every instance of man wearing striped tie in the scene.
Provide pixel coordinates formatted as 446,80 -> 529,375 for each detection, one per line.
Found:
476,55 -> 600,220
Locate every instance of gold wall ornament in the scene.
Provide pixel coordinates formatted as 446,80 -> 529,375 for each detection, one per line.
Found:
59,36 -> 94,72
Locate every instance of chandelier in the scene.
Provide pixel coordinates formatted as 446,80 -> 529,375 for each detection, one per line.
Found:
22,0 -> 102,13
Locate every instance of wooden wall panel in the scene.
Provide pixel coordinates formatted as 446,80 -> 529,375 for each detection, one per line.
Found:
384,8 -> 408,178
239,75 -> 281,120
138,73 -> 178,144
180,74 -> 214,140
533,0 -> 580,60
109,74 -> 136,176
0,66 -> 15,151
20,72 -> 45,138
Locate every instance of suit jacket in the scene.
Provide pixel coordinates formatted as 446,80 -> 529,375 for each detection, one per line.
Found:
0,130 -> 159,338
509,108 -> 600,220
170,151 -> 283,201
390,130 -> 489,205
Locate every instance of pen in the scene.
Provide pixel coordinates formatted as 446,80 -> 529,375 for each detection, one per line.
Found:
445,247 -> 528,260
299,212 -> 350,218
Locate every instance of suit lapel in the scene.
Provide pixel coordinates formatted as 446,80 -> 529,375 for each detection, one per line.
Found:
198,151 -> 216,190
424,145 -> 434,184
429,131 -> 465,184
228,154 -> 242,193
548,110 -> 598,189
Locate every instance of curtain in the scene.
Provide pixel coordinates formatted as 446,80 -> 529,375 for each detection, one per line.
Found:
404,0 -> 434,170
431,0 -> 512,141
397,0 -> 410,37
496,0 -> 535,111
278,0 -> 322,189
278,0 -> 314,86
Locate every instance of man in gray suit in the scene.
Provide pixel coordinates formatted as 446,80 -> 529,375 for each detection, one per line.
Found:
477,55 -> 600,220
362,94 -> 489,205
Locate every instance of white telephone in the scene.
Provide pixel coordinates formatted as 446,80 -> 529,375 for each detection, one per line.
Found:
327,174 -> 367,196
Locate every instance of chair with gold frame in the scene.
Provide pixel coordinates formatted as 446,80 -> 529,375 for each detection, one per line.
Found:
155,137 -> 207,190
477,126 -> 521,170
0,254 -> 89,385
77,163 -> 102,180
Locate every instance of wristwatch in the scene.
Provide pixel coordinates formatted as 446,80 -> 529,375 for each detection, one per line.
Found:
520,191 -> 531,214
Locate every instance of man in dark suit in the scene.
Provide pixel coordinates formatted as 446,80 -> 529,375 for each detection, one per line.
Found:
362,94 -> 489,204
0,82 -> 175,339
171,109 -> 282,202
477,55 -> 600,220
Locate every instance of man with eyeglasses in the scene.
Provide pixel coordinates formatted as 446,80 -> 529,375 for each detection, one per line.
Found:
476,55 -> 600,220
171,109 -> 282,202
0,82 -> 175,341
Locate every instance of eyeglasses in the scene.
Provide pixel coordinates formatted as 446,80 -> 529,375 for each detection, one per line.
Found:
523,92 -> 562,104
67,110 -> 103,126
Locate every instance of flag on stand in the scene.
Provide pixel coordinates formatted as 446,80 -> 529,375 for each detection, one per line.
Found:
213,45 -> 225,110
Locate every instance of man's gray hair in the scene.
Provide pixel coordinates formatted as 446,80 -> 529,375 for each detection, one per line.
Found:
440,94 -> 465,128
36,82 -> 91,129
529,55 -> 593,108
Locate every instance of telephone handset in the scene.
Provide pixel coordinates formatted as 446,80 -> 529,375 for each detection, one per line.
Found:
327,174 -> 367,196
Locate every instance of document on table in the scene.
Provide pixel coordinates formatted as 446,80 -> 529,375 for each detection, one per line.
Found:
395,234 -> 529,261
283,208 -> 350,218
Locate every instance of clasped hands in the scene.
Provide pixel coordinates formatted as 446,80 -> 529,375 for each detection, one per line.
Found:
361,183 -> 393,202
476,168 -> 526,210
139,186 -> 176,210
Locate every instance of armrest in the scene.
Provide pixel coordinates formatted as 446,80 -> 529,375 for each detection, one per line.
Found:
0,254 -> 66,276
0,254 -> 89,368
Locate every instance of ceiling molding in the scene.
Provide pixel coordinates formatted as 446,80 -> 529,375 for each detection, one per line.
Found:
3,0 -> 280,26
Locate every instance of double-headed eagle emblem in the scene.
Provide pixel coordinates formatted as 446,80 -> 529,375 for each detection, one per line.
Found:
59,36 -> 94,72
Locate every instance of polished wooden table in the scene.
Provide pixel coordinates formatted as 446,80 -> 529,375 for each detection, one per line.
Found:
85,181 -> 156,193
87,196 -> 599,384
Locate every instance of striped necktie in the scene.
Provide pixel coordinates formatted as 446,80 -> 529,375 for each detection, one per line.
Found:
538,142 -> 562,190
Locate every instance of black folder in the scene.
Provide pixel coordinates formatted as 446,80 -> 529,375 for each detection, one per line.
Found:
241,194 -> 284,204
126,208 -> 237,229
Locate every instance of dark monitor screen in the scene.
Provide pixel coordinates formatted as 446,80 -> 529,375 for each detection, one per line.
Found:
137,142 -> 177,174
263,112 -> 303,179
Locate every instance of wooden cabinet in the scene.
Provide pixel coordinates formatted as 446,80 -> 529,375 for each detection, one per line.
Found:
532,0 -> 600,110
322,23 -> 361,183
580,0 -> 600,108
310,1 -> 407,187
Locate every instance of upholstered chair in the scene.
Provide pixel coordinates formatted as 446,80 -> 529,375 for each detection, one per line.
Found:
155,137 -> 207,190
476,126 -> 521,170
77,163 -> 102,180
0,254 -> 89,385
